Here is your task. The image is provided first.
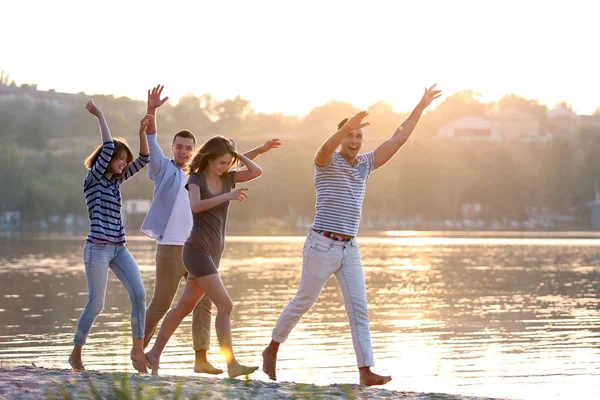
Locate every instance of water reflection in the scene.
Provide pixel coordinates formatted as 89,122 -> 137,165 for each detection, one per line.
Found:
0,235 -> 599,399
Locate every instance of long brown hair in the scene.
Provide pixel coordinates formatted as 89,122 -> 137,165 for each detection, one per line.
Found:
188,136 -> 238,174
84,138 -> 134,178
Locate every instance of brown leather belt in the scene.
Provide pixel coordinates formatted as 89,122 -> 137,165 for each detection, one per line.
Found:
313,229 -> 353,242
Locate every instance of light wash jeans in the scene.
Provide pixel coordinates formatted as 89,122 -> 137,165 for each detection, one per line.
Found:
272,230 -> 374,367
74,242 -> 146,346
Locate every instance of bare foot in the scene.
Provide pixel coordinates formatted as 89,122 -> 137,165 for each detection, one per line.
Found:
359,367 -> 392,386
194,359 -> 223,375
130,349 -> 149,374
145,350 -> 160,376
68,354 -> 85,372
227,362 -> 258,378
262,348 -> 277,380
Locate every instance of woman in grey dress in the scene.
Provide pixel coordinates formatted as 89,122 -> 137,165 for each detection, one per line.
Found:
145,136 -> 262,377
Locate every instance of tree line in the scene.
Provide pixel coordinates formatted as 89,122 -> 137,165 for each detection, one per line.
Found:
1,87 -> 600,232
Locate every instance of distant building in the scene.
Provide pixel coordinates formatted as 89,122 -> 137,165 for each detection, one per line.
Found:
547,106 -> 577,139
0,211 -> 21,231
578,114 -> 600,132
0,79 -> 84,115
589,193 -> 600,230
461,203 -> 482,219
122,199 -> 151,229
435,116 -> 503,141
435,111 -> 552,142
491,108 -> 550,142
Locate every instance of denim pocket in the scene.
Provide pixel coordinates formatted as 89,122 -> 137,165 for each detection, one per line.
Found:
306,248 -> 337,280
311,240 -> 332,253
306,241 -> 341,280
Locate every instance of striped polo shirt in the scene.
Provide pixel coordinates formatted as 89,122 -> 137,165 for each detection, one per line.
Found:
311,151 -> 376,237
83,141 -> 150,244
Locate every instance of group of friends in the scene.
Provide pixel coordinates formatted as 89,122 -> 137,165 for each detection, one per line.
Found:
68,83 -> 442,386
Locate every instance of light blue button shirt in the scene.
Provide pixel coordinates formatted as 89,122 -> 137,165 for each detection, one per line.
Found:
139,132 -> 187,241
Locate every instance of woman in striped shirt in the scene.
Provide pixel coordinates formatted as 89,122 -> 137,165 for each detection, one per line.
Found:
69,100 -> 152,374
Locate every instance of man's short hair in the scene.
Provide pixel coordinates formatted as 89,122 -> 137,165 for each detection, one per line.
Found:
337,118 -> 349,130
172,129 -> 196,145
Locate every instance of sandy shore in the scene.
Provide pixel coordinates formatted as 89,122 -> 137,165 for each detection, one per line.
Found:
0,364 -> 505,400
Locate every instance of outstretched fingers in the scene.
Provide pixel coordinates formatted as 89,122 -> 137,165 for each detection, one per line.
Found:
268,139 -> 282,149
354,110 -> 369,121
345,110 -> 370,130
423,84 -> 443,103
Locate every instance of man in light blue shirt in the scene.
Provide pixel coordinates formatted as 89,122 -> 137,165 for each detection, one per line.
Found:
141,85 -> 280,374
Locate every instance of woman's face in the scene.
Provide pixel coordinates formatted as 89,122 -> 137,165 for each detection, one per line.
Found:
206,153 -> 234,176
109,149 -> 128,176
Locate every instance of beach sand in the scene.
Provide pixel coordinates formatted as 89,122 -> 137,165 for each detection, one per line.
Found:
0,364 -> 506,400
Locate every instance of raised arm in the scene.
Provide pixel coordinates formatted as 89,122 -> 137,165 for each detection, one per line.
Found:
314,111 -> 370,167
233,152 -> 263,183
116,115 -> 152,184
138,114 -> 150,156
86,100 -> 114,181
373,84 -> 442,169
188,184 -> 249,213
145,84 -> 169,136
86,100 -> 111,142
242,138 -> 281,161
145,84 -> 170,180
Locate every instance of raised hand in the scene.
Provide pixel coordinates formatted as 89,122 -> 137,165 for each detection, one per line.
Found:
227,188 -> 249,202
147,84 -> 169,109
85,100 -> 103,117
139,114 -> 154,134
343,111 -> 370,131
419,84 -> 442,108
259,139 -> 281,154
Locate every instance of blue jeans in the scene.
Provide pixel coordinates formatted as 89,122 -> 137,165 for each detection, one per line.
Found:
74,242 -> 146,346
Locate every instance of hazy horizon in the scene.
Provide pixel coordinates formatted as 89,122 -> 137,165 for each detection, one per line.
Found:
2,78 -> 593,118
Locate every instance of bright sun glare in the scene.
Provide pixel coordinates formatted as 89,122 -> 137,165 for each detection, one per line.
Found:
2,0 -> 599,116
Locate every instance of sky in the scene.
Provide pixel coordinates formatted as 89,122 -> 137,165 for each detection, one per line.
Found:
2,0 -> 599,116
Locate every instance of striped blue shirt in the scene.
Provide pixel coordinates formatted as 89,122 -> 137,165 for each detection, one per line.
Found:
311,151 -> 376,237
83,141 -> 150,244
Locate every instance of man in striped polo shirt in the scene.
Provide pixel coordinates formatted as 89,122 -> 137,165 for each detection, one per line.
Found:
262,85 -> 442,386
